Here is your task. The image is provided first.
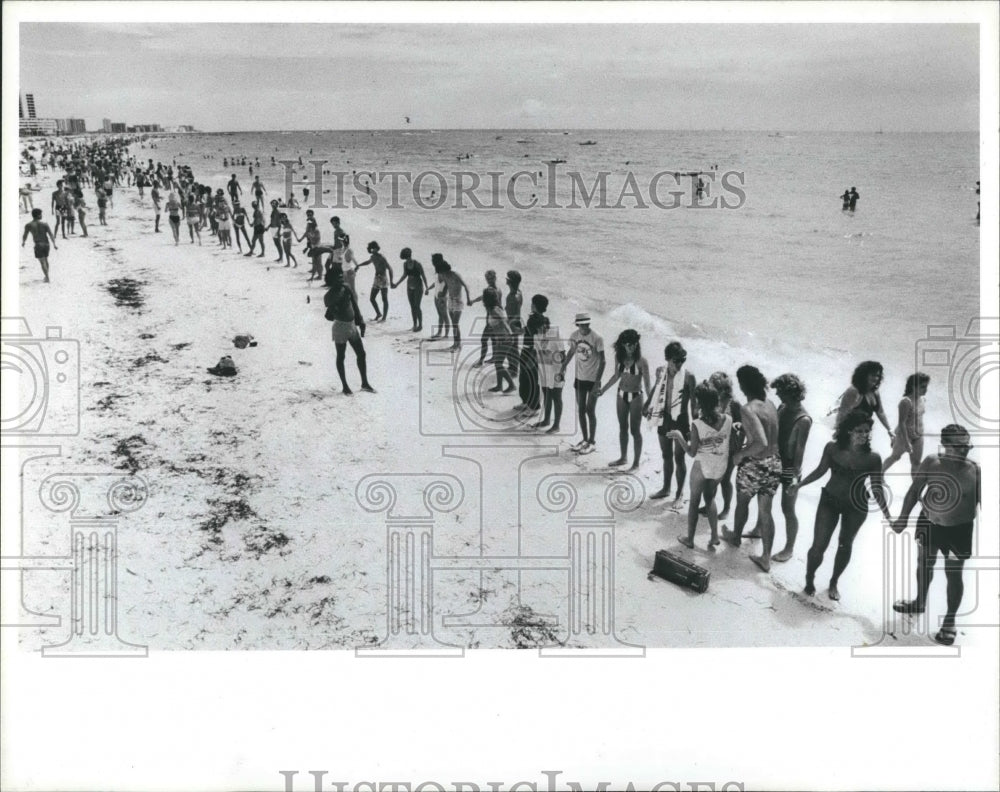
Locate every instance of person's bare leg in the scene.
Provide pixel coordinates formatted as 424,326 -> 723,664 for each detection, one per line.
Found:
749,492 -> 775,571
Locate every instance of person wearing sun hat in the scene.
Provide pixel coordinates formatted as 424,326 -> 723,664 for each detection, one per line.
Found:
559,312 -> 605,454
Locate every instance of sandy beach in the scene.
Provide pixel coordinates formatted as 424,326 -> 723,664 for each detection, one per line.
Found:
11,153 -> 982,654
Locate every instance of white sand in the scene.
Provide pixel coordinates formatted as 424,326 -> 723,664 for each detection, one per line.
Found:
11,160 -> 981,653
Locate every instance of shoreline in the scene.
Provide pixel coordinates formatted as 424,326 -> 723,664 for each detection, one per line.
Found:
12,152 -> 977,650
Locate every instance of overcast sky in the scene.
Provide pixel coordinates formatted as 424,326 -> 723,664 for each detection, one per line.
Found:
16,21 -> 980,132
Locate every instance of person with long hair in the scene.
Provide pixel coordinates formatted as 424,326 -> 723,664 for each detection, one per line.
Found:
644,341 -> 697,504
882,372 -> 930,477
323,267 -> 374,395
430,254 -> 471,350
669,382 -> 732,550
835,360 -> 893,441
599,329 -> 651,469
792,410 -> 891,600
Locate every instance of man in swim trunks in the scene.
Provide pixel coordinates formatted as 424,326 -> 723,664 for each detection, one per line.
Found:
746,373 -> 813,562
891,424 -> 981,646
21,208 -> 57,283
228,173 -> 242,204
722,364 -> 782,572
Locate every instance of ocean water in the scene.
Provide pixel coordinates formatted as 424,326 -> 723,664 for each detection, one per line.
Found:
148,129 -> 980,397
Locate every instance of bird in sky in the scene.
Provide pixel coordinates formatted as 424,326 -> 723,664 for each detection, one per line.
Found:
404,116 -> 410,124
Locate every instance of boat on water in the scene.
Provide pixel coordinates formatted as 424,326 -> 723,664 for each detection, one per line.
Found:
547,158 -> 567,164
578,140 -> 597,146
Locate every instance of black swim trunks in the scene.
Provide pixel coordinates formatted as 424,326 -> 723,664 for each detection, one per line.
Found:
657,414 -> 690,439
34,244 -> 49,259
915,512 -> 973,560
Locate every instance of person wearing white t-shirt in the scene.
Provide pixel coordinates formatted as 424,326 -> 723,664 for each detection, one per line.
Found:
559,313 -> 605,454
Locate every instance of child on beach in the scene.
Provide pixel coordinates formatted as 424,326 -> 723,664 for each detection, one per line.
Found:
21,208 -> 57,283
669,382 -> 732,550
882,372 -> 930,478
792,410 -> 891,600
599,329 -> 651,470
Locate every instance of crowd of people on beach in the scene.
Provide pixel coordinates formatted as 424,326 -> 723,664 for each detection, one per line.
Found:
18,136 -> 982,646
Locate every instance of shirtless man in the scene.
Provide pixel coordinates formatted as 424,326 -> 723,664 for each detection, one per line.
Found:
21,208 -> 58,283
746,373 -> 813,562
722,365 -> 782,571
227,173 -> 242,204
50,180 -> 69,238
356,241 -> 395,321
891,424 -> 981,646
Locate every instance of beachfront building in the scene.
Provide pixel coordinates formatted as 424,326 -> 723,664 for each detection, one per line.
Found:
55,118 -> 87,134
102,118 -> 112,132
19,118 -> 57,136
25,93 -> 36,119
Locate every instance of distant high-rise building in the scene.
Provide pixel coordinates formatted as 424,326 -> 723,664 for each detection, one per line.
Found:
110,122 -> 126,133
102,118 -> 112,132
69,118 -> 87,134
26,93 -> 36,119
19,96 -> 24,119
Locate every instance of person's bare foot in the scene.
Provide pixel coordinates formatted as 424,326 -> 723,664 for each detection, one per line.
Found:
804,580 -> 816,596
669,496 -> 684,510
721,527 -> 741,548
750,554 -> 770,572
629,460 -> 640,471
708,536 -> 720,551
649,488 -> 671,500
677,535 -> 695,549
609,458 -> 626,467
772,548 -> 793,563
544,425 -> 560,434
718,509 -> 730,521
828,583 -> 840,601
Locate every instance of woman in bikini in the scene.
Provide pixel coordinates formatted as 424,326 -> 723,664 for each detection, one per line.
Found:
599,329 -> 651,470
882,372 -> 930,478
669,382 -> 732,550
280,214 -> 298,267
165,192 -> 182,245
533,306 -> 565,431
835,360 -> 893,443
429,255 -> 470,348
791,410 -> 891,601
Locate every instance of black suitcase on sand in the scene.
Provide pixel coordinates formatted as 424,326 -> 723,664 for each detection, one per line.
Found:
649,549 -> 710,593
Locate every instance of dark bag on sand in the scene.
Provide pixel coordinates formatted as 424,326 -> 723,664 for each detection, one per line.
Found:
207,356 -> 237,377
649,549 -> 710,593
233,334 -> 257,349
